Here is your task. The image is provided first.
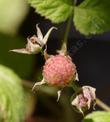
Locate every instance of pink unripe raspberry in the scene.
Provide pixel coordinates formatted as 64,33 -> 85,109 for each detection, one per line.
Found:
43,55 -> 76,87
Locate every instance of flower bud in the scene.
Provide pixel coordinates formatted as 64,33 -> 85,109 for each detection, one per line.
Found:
71,86 -> 96,114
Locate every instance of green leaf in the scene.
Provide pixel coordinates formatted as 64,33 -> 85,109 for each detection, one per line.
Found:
83,111 -> 110,122
0,34 -> 35,78
0,0 -> 28,35
74,0 -> 110,35
28,0 -> 74,23
0,65 -> 26,122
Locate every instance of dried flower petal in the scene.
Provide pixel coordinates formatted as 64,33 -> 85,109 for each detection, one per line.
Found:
71,86 -> 96,114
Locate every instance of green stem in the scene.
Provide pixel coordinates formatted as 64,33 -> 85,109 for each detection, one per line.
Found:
71,83 -> 81,92
22,80 -> 34,89
64,17 -> 72,44
61,16 -> 72,54
62,0 -> 76,54
96,98 -> 110,112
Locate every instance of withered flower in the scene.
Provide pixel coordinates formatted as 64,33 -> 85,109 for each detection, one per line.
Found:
10,24 -> 56,54
71,86 -> 96,114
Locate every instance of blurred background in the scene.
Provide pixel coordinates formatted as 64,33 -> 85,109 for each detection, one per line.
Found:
0,0 -> 110,122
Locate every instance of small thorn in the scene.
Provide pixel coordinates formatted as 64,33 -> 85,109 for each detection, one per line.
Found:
44,47 -> 51,60
57,90 -> 62,102
75,72 -> 79,81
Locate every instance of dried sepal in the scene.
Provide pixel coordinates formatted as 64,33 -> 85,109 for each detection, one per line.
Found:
57,89 -> 62,102
43,48 -> 51,60
10,24 -> 56,54
32,78 -> 46,91
41,26 -> 57,45
36,24 -> 43,42
75,72 -> 79,81
82,86 -> 96,109
11,37 -> 42,54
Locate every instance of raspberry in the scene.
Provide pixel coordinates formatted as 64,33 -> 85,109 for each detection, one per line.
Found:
43,55 -> 76,87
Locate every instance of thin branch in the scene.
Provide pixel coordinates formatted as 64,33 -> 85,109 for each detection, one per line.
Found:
96,98 -> 110,111
22,80 -> 34,89
61,16 -> 72,54
22,80 -> 110,112
63,16 -> 72,44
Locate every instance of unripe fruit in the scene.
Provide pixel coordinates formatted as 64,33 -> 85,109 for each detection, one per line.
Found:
43,55 -> 76,87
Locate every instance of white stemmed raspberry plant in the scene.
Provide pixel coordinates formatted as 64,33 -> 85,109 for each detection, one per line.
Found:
10,0 -> 110,119
11,22 -> 96,114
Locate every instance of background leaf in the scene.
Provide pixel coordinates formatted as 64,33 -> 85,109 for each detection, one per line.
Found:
0,34 -> 35,78
74,0 -> 110,35
0,0 -> 28,35
83,111 -> 110,122
0,65 -> 26,122
28,0 -> 74,23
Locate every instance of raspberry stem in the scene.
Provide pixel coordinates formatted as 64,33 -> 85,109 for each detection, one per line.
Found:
70,81 -> 81,92
61,16 -> 72,55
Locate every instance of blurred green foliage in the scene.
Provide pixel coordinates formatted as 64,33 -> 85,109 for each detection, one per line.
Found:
74,0 -> 110,35
0,34 -> 35,78
28,0 -> 110,35
83,111 -> 110,122
28,0 -> 73,23
0,0 -> 110,121
0,0 -> 36,121
0,0 -> 28,35
0,65 -> 27,122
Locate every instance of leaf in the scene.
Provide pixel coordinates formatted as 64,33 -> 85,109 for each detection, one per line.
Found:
74,0 -> 110,35
0,65 -> 26,122
0,0 -> 28,35
0,34 -> 35,78
83,111 -> 110,122
28,0 -> 74,23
